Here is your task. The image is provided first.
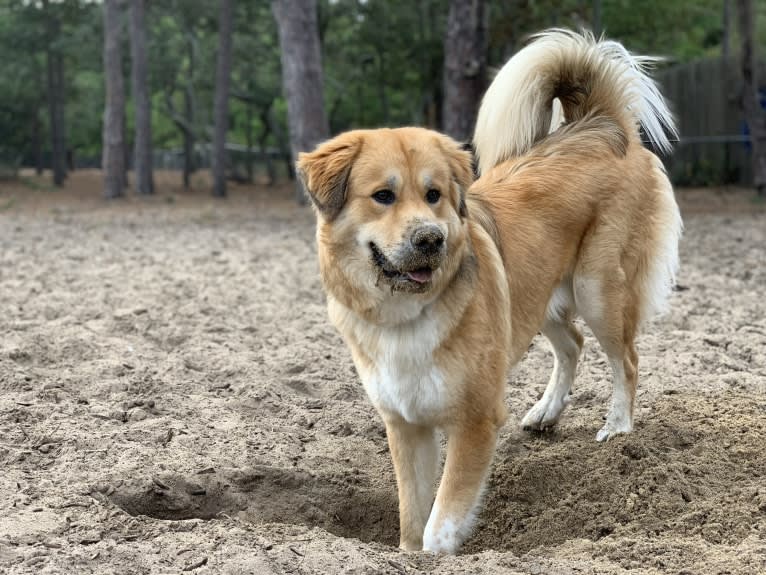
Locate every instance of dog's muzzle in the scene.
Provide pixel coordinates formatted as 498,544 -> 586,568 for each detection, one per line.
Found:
369,230 -> 445,292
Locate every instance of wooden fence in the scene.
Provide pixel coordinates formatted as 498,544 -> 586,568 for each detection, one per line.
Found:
657,57 -> 766,186
152,144 -> 291,182
56,144 -> 293,183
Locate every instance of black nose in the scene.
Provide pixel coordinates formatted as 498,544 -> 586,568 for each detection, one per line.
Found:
411,225 -> 445,255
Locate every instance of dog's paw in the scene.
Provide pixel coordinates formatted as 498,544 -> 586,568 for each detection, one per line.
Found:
521,396 -> 568,431
595,419 -> 632,442
398,540 -> 422,552
423,520 -> 461,555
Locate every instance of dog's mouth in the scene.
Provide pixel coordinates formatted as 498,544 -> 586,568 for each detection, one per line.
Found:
369,242 -> 436,289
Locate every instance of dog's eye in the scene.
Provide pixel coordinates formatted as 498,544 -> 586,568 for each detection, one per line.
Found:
425,189 -> 441,204
372,190 -> 396,205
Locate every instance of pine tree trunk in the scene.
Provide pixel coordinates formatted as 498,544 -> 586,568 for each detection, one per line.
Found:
183,124 -> 194,189
442,0 -> 487,143
182,36 -> 196,190
44,0 -> 67,187
32,112 -> 44,175
129,0 -> 154,194
212,0 -> 234,198
102,0 -> 126,199
260,105 -> 276,185
736,0 -> 766,196
267,105 -> 293,181
122,108 -> 129,186
722,0 -> 731,61
272,0 -> 329,203
245,102 -> 254,183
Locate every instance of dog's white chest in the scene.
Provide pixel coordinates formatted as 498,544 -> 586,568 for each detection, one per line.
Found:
366,346 -> 446,425
333,300 -> 450,425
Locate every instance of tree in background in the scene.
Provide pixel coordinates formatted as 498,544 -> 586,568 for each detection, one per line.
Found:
163,26 -> 199,190
230,0 -> 284,185
212,0 -> 234,198
319,0 -> 449,131
129,0 -> 154,195
102,0 -> 125,198
57,2 -> 103,174
151,0 -> 218,190
1,0 -> 764,194
0,4 -> 46,174
442,0 -> 487,143
272,0 -> 329,202
42,0 -> 67,187
722,0 -> 731,61
736,0 -> 766,196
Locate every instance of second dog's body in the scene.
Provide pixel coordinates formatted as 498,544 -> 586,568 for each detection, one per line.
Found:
299,30 -> 681,553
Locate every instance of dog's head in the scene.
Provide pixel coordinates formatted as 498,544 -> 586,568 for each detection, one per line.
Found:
298,128 -> 473,305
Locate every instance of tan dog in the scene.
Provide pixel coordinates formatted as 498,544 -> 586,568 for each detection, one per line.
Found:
298,30 -> 681,554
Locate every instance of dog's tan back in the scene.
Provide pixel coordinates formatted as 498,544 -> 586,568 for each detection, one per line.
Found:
475,124 -> 679,364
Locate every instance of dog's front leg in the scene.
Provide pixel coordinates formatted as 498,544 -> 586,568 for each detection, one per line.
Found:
384,419 -> 440,551
423,418 -> 497,554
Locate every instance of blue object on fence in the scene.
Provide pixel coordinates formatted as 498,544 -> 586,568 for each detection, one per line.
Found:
742,87 -> 766,152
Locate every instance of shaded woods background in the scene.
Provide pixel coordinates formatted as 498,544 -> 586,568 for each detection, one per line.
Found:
0,0 -> 764,197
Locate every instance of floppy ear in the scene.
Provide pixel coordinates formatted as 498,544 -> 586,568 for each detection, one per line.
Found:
297,131 -> 363,221
437,135 -> 474,218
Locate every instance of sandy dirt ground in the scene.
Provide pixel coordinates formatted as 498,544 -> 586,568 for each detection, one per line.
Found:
1,171 -> 765,575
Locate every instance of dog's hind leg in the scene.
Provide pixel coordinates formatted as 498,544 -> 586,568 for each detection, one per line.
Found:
574,274 -> 640,442
423,418 -> 498,553
385,420 -> 440,551
521,316 -> 583,431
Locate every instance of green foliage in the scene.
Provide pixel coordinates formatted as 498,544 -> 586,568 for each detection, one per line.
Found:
0,2 -> 46,157
0,0 -> 760,163
0,0 -> 105,159
321,0 -> 449,130
228,0 -> 283,147
601,0 -> 724,61
486,0 -> 736,64
148,0 -> 217,148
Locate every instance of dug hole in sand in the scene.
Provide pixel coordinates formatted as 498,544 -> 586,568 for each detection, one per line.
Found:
1,172 -> 764,574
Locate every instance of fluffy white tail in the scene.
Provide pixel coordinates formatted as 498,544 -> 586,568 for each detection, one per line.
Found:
473,29 -> 677,174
